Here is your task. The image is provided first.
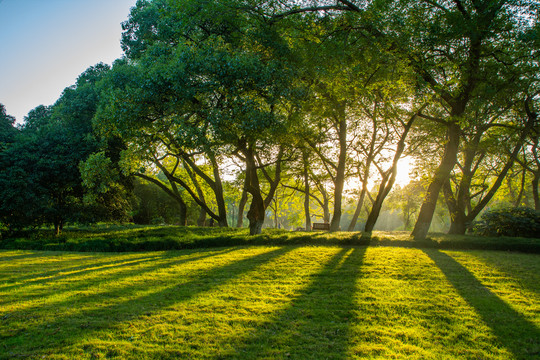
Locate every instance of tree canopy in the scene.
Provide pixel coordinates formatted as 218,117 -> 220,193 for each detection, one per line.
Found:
1,0 -> 538,236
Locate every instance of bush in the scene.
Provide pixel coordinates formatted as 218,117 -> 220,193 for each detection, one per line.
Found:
472,207 -> 540,238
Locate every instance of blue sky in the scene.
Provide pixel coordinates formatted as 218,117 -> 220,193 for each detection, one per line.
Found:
0,0 -> 138,123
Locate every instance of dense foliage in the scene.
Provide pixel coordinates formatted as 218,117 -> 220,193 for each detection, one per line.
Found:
473,207 -> 540,238
1,0 -> 538,237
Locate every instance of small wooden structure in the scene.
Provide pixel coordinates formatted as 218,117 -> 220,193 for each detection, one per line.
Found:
312,222 -> 330,231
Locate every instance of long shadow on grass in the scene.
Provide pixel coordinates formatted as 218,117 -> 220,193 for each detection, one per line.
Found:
3,247 -> 291,358
424,249 -> 540,359
0,251 -> 97,264
0,248 -> 236,317
468,252 -> 540,297
0,253 -> 163,293
0,252 -> 55,262
226,247 -> 366,360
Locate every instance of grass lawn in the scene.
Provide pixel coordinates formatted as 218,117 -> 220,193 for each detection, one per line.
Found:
1,246 -> 539,359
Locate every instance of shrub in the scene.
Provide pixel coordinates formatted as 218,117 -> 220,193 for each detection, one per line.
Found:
472,207 -> 540,238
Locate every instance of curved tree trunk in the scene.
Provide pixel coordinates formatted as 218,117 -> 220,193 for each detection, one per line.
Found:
197,208 -> 206,226
303,151 -> 311,231
533,174 -> 540,211
240,143 -> 284,235
244,146 -> 265,235
237,186 -> 248,228
412,123 -> 460,240
347,188 -> 366,231
330,114 -> 347,232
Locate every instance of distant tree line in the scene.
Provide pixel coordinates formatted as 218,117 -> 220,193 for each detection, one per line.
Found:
1,0 -> 538,237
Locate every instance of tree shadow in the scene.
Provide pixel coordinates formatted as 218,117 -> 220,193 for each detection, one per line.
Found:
2,247 -> 292,358
0,251 -> 98,264
0,253 -> 162,293
0,251 -> 61,263
224,247 -> 366,359
467,252 -> 540,297
424,249 -> 540,359
1,248 -> 237,317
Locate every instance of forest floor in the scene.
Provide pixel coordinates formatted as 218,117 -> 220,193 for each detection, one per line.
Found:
0,243 -> 539,359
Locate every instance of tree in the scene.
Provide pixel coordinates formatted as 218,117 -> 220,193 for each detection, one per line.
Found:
0,115 -> 96,234
0,104 -> 16,145
443,99 -> 537,233
270,0 -> 539,239
0,64 -> 131,234
93,0 -> 299,234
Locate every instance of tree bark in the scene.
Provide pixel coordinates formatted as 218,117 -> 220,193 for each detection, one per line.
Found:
533,173 -> 540,211
513,169 -> 526,208
197,208 -> 206,226
241,143 -> 284,235
330,110 -> 347,232
303,150 -> 311,231
54,218 -> 63,236
208,152 -> 229,227
179,152 -> 229,227
240,143 -> 267,235
237,185 -> 248,228
348,188 -> 367,231
412,122 -> 460,239
243,146 -> 265,235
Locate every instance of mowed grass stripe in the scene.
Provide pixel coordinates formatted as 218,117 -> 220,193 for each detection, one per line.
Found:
0,247 -> 538,359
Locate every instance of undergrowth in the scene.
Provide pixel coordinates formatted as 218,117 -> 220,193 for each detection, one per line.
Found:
1,225 -> 539,253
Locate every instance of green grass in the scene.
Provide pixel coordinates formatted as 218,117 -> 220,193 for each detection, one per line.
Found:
1,246 -> 539,359
2,225 -> 540,253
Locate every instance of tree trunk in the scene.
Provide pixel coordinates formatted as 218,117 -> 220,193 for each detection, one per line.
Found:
208,153 -> 229,227
348,189 -> 366,231
246,189 -> 265,235
303,151 -> 311,231
364,179 -> 387,233
456,105 -> 537,232
445,144 -> 475,235
330,113 -> 347,232
178,199 -> 187,226
237,187 -> 248,227
513,169 -> 526,208
448,211 -> 467,234
532,173 -> 539,211
273,199 -> 279,228
364,111 -> 417,233
348,153 -> 374,231
323,193 -> 331,224
197,208 -> 206,226
247,215 -> 264,235
243,144 -> 266,235
412,123 -> 460,240
54,218 -> 63,236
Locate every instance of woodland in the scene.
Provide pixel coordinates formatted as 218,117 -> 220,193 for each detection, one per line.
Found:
0,0 -> 539,239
